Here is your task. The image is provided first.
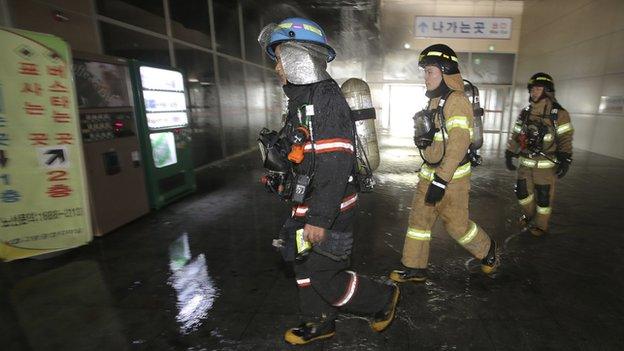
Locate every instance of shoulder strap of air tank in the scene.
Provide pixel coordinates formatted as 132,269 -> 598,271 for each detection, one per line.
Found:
548,101 -> 561,145
520,105 -> 531,122
550,102 -> 562,122
437,89 -> 455,130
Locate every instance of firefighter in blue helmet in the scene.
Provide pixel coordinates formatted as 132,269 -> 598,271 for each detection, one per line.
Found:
257,18 -> 399,345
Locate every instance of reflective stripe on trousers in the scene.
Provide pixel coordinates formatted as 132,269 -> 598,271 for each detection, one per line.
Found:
419,162 -> 471,181
406,227 -> 431,241
519,194 -> 534,206
519,157 -> 557,169
457,221 -> 478,246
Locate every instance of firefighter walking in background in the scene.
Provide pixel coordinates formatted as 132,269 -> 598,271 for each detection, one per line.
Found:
390,44 -> 499,283
505,73 -> 573,236
257,18 -> 399,345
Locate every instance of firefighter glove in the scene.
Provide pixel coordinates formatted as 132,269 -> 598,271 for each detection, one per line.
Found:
505,150 -> 517,171
556,152 -> 572,179
425,174 -> 447,205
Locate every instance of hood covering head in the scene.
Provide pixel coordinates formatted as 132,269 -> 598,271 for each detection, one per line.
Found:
425,72 -> 465,98
443,72 -> 465,92
258,18 -> 334,85
277,41 -> 331,85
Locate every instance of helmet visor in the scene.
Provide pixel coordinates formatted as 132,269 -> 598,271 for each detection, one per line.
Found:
258,23 -> 280,58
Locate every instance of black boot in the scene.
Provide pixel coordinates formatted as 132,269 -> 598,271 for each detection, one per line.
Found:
481,239 -> 499,274
528,225 -> 547,237
519,214 -> 531,227
389,267 -> 427,283
370,284 -> 400,332
284,318 -> 336,345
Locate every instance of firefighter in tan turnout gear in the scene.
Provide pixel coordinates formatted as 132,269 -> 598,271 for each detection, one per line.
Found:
390,44 -> 499,283
505,73 -> 573,236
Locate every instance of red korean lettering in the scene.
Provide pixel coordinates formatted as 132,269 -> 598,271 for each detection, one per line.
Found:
19,62 -> 39,76
24,102 -> 44,116
21,83 -> 42,96
51,111 -> 71,123
29,133 -> 49,146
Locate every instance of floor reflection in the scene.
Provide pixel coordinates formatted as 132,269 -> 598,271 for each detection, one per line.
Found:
168,233 -> 219,335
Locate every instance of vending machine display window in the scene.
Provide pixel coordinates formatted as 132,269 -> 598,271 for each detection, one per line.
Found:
139,66 -> 189,130
150,132 -> 178,168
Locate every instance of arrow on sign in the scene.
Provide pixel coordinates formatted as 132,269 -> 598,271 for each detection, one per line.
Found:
418,22 -> 428,33
0,150 -> 7,168
45,149 -> 66,165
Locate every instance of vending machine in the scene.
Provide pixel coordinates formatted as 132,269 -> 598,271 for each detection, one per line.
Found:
128,61 -> 195,209
72,52 -> 150,236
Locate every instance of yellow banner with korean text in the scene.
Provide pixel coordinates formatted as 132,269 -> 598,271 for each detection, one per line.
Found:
0,28 -> 92,261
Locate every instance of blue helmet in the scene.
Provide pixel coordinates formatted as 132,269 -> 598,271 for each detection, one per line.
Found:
264,17 -> 336,62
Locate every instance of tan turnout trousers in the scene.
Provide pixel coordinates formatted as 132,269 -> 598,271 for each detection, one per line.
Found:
401,175 -> 491,269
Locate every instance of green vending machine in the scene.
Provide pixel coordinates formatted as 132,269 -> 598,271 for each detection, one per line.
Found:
129,61 -> 195,209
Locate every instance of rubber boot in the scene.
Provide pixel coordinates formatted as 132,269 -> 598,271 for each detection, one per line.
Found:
284,318 -> 336,345
370,284 -> 400,332
389,267 -> 427,283
529,225 -> 547,237
481,239 -> 500,275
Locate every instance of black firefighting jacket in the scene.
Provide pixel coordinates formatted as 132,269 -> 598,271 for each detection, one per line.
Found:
282,79 -> 358,229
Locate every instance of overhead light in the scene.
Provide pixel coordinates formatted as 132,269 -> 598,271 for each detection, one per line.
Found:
188,78 -> 199,83
199,82 -> 212,86
488,45 -> 495,51
403,43 -> 411,49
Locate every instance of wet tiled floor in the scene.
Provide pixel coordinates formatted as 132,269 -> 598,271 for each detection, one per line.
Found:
2,133 -> 623,350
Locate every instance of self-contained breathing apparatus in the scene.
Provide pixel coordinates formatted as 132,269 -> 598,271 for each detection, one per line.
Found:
341,78 -> 380,193
258,101 -> 375,204
464,79 -> 484,166
516,103 -> 562,163
348,132 -> 376,193
258,98 -> 375,203
258,104 -> 316,204
412,79 -> 485,167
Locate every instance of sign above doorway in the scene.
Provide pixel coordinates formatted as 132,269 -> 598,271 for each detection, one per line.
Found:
415,16 -> 512,39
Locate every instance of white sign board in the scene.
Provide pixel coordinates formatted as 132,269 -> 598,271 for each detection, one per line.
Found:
140,66 -> 184,91
415,16 -> 512,39
142,91 -> 187,113
139,65 -> 189,130
147,112 -> 188,130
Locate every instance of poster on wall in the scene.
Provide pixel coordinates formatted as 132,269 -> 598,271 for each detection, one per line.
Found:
73,60 -> 131,108
0,27 -> 92,261
415,16 -> 512,39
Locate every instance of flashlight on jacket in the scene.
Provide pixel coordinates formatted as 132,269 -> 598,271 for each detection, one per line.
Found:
288,127 -> 310,164
295,228 -> 312,260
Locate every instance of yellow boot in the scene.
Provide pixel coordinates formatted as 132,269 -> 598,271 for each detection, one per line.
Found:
370,284 -> 400,332
389,268 -> 427,283
481,239 -> 500,275
284,319 -> 336,345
